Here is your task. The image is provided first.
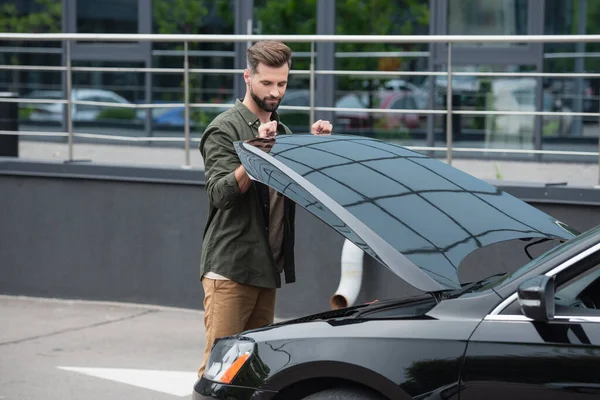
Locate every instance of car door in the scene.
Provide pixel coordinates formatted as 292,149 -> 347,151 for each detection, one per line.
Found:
460,251 -> 600,399
74,95 -> 102,121
77,94 -> 127,121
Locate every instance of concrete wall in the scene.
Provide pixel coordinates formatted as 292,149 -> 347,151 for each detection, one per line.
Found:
1,159 -> 600,318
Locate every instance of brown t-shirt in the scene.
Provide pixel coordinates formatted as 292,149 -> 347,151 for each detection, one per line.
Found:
269,187 -> 285,273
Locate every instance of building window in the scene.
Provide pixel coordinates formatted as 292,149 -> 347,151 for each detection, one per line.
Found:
448,0 -> 528,46
334,0 -> 430,142
76,0 -> 138,34
151,0 -> 234,133
542,0 -> 599,159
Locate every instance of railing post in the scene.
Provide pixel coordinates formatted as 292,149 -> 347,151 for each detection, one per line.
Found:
184,40 -> 190,167
446,42 -> 453,165
309,41 -> 315,130
66,39 -> 73,162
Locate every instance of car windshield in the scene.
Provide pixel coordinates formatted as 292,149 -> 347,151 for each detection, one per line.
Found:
463,225 -> 600,294
444,272 -> 509,298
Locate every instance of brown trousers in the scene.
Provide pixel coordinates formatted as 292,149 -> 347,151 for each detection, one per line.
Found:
198,277 -> 276,377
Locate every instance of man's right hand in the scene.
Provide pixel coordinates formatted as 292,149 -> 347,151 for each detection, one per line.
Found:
258,120 -> 278,138
245,137 -> 275,153
234,164 -> 252,193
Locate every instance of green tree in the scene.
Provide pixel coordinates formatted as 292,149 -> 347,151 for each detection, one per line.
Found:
0,0 -> 62,93
152,0 -> 209,35
254,0 -> 429,93
253,0 -> 429,134
254,0 -> 317,71
0,0 -> 61,33
152,0 -> 232,127
152,0 -> 210,102
335,0 -> 429,96
585,0 -> 600,72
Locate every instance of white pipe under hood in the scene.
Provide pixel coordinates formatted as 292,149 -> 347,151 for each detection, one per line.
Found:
330,239 -> 364,309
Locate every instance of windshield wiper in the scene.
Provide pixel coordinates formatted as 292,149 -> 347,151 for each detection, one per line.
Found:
445,272 -> 508,298
432,272 -> 509,302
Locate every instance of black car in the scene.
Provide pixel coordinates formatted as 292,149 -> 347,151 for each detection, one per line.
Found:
193,134 -> 600,400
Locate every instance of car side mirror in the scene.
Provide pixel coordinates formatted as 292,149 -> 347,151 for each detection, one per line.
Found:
517,275 -> 555,321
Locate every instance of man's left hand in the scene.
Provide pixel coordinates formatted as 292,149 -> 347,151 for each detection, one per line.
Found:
311,119 -> 333,135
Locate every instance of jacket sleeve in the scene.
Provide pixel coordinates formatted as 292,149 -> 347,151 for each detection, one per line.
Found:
200,125 -> 246,210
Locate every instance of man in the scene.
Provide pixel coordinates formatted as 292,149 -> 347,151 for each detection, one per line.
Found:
197,40 -> 332,377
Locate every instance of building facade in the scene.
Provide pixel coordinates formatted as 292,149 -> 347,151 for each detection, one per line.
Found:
1,0 -> 598,162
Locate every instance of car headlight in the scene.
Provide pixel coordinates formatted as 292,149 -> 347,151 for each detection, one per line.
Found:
204,338 -> 254,384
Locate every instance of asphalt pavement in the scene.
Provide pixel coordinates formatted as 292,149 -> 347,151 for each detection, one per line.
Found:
0,295 -> 205,400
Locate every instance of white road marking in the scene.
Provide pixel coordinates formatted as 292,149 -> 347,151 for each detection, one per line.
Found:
57,367 -> 198,397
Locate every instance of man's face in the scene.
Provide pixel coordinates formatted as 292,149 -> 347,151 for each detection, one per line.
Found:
245,63 -> 289,112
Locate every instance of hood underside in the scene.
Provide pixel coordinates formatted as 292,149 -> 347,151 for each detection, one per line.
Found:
234,134 -> 577,292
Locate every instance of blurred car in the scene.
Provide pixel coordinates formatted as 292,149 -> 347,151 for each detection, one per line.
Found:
151,106 -> 187,126
421,73 -> 481,107
380,78 -> 428,109
329,93 -> 372,133
376,91 -> 424,130
193,134 -> 600,400
23,88 -> 136,122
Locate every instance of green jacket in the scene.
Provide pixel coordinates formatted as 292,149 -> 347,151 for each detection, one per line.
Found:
198,100 -> 296,288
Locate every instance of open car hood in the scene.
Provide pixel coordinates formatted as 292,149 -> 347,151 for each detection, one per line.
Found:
234,134 -> 578,293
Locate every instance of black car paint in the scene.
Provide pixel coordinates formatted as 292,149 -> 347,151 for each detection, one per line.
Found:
251,317 -> 475,398
195,312 -> 479,399
461,319 -> 600,399
193,379 -> 274,399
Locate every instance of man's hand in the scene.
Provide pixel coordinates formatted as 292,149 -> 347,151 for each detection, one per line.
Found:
234,164 -> 252,193
311,119 -> 333,135
258,120 -> 278,138
245,137 -> 275,153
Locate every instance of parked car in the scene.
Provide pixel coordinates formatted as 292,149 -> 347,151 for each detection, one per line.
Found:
23,88 -> 137,122
376,91 -> 424,130
380,78 -> 428,109
421,73 -> 481,107
151,100 -> 231,128
193,133 -> 600,400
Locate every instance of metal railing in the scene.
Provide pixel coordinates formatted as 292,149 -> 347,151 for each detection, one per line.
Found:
1,33 -> 599,176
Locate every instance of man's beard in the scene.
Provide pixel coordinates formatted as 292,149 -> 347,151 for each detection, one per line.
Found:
250,86 -> 282,112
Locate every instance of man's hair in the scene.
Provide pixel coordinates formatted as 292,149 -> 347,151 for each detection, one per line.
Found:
246,40 -> 292,74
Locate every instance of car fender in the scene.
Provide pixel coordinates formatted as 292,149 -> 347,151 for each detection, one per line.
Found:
263,360 -> 410,399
